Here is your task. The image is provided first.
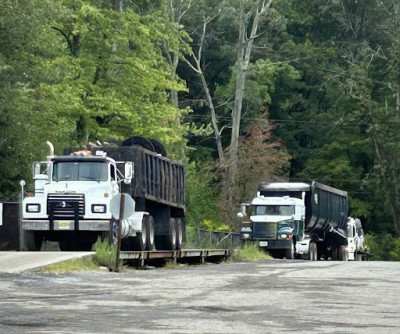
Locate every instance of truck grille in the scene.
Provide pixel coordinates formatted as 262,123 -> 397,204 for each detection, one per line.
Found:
253,222 -> 276,239
47,193 -> 85,218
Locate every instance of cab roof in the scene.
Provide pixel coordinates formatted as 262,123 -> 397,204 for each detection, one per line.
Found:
52,155 -> 109,162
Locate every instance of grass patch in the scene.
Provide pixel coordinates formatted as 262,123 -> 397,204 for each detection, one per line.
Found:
164,260 -> 180,269
39,258 -> 98,274
92,238 -> 119,269
233,242 -> 272,261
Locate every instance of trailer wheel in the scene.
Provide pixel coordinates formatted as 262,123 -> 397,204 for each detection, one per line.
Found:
146,215 -> 156,250
175,218 -> 183,250
285,242 -> 295,259
164,218 -> 177,250
24,231 -> 43,251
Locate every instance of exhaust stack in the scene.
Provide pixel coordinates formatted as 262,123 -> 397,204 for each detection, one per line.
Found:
46,141 -> 54,160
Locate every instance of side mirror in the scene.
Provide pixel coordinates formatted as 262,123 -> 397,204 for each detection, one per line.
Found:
237,212 -> 244,218
124,162 -> 134,184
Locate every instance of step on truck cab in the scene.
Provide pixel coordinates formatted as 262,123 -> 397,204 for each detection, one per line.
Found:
239,181 -> 349,261
22,138 -> 186,252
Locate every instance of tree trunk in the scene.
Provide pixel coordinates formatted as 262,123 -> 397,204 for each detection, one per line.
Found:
228,0 -> 273,185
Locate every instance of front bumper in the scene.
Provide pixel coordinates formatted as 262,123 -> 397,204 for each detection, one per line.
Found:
22,219 -> 110,231
257,239 -> 292,249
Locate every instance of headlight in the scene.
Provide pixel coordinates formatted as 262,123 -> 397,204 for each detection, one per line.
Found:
347,244 -> 356,252
92,204 -> 106,213
26,204 -> 40,213
241,233 -> 250,240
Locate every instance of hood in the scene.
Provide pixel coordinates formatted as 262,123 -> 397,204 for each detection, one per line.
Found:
44,181 -> 113,196
250,215 -> 293,223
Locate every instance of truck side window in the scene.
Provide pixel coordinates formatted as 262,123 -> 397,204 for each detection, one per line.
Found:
110,164 -> 116,181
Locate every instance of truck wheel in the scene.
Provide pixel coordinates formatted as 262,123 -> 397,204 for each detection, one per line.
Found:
24,231 -> 43,251
132,221 -> 147,251
175,218 -> 183,250
164,218 -> 177,250
146,216 -> 156,250
132,234 -> 146,251
340,245 -> 348,261
332,247 -> 339,261
285,242 -> 295,259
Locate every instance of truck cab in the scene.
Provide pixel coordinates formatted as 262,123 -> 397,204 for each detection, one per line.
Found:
22,149 -> 134,251
239,194 -> 305,259
346,217 -> 367,261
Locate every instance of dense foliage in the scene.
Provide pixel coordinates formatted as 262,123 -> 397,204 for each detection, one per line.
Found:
2,0 -> 400,252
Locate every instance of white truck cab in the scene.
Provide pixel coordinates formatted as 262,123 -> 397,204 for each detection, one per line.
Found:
347,217 -> 366,261
239,193 -> 306,259
21,145 -> 141,251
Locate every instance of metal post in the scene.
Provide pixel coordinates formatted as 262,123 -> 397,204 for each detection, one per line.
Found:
114,193 -> 125,272
197,228 -> 201,247
19,180 -> 26,251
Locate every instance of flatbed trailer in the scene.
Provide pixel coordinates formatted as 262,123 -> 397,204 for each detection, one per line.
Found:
119,249 -> 230,266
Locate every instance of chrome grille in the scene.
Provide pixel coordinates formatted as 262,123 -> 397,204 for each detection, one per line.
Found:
253,222 -> 276,239
47,193 -> 85,218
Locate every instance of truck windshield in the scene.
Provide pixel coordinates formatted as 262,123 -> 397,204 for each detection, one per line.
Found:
53,161 -> 108,182
254,205 -> 294,216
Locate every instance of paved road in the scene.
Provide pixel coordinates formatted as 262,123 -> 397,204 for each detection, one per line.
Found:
0,260 -> 399,333
0,251 -> 94,273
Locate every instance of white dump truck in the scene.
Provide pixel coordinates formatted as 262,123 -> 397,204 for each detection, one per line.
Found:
22,137 -> 186,251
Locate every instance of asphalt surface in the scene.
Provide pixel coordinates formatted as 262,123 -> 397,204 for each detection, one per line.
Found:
0,251 -> 94,273
0,259 -> 399,333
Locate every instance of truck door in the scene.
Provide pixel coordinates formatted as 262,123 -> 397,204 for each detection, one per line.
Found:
110,163 -> 119,195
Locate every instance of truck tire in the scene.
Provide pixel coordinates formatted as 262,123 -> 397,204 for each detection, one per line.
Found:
132,221 -> 147,251
332,247 -> 339,261
285,242 -> 295,259
175,218 -> 183,250
164,218 -> 177,250
24,231 -> 43,251
146,215 -> 156,250
340,245 -> 348,261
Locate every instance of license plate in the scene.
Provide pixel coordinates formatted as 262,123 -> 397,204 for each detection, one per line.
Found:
56,221 -> 72,230
259,241 -> 268,247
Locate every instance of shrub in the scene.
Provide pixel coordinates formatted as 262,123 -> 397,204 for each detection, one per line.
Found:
233,242 -> 272,261
92,238 -> 118,268
364,233 -> 400,261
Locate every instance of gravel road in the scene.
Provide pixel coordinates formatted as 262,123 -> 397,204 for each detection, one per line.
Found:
0,260 -> 399,333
